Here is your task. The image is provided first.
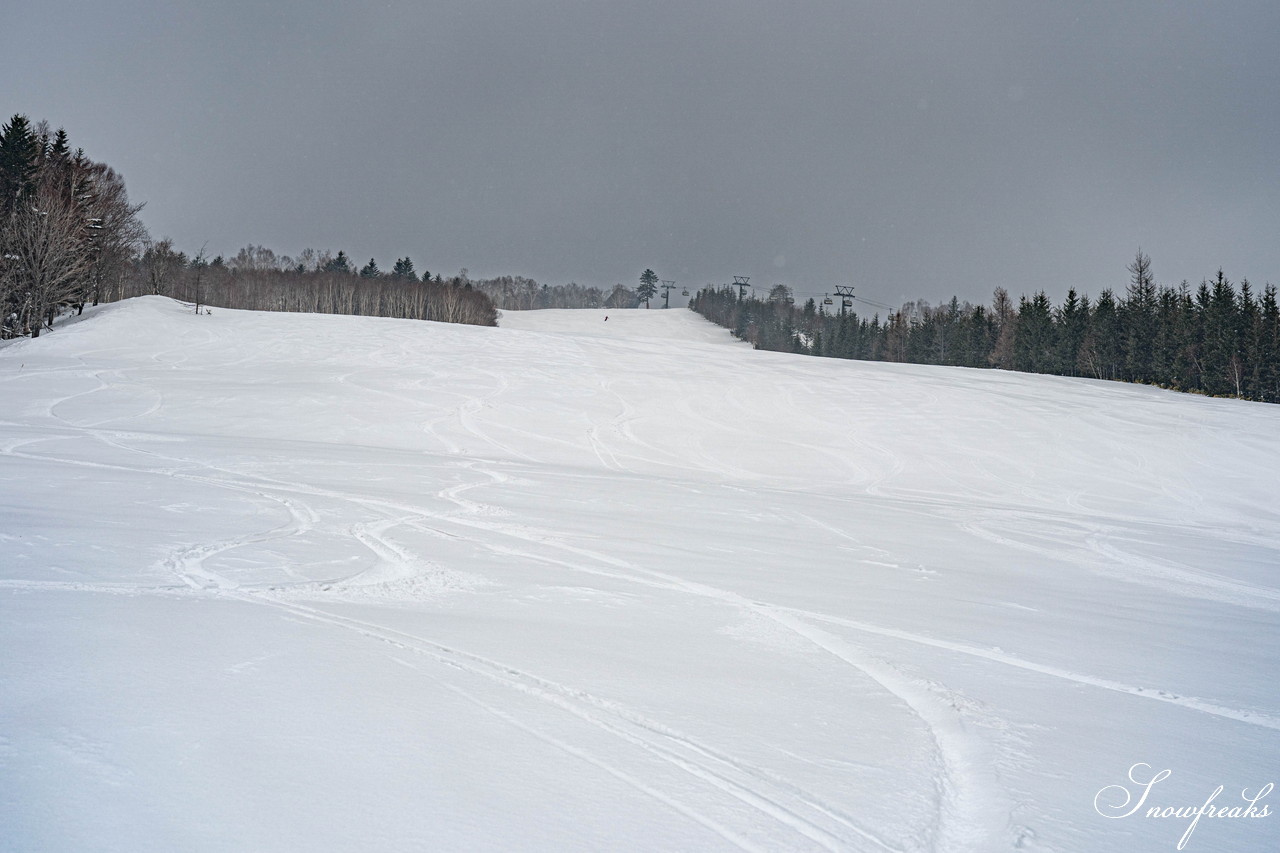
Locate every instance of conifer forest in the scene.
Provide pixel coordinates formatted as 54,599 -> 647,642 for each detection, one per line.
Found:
691,253 -> 1280,403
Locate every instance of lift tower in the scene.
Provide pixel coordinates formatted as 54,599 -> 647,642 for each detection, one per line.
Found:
732,276 -> 751,299
834,285 -> 856,310
661,281 -> 676,308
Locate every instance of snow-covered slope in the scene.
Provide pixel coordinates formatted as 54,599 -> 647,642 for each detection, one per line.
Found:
2,297 -> 1277,852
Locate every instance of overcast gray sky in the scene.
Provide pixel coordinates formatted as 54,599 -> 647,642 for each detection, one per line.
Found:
5,1 -> 1278,308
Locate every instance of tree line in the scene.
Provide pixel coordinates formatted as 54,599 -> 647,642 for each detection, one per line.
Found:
469,275 -> 639,310
125,243 -> 497,326
1,113 -> 498,336
690,251 -> 1280,403
0,114 -> 147,337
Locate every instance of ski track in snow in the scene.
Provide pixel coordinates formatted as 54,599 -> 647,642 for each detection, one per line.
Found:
2,430 -> 973,849
772,606 -> 1280,732
31,426 -> 903,850
13,429 -> 1276,740
1,373 -> 917,848
242,596 -> 904,853
958,516 -> 1280,614
6,404 -> 1274,846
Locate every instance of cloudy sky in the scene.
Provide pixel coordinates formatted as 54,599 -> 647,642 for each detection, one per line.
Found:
6,1 -> 1278,307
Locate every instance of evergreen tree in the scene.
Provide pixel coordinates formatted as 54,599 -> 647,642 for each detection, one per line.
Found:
1056,288 -> 1086,376
940,296 -> 963,365
47,128 -> 71,162
1172,284 -> 1199,391
1151,286 -> 1183,387
1258,284 -> 1280,402
322,251 -> 352,274
359,258 -> 381,278
638,269 -> 658,308
1201,271 -> 1239,395
1123,249 -> 1157,383
45,129 -> 74,202
799,297 -> 817,341
840,314 -> 859,360
1081,289 -> 1122,380
1189,280 -> 1211,391
0,114 -> 41,217
959,304 -> 993,368
391,256 -> 416,279
1239,279 -> 1261,397
881,311 -> 909,362
1014,292 -> 1055,373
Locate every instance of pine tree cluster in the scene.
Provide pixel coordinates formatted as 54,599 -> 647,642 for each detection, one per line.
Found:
690,253 -> 1280,403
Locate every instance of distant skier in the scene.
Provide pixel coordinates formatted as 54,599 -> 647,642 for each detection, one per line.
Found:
604,316 -> 608,321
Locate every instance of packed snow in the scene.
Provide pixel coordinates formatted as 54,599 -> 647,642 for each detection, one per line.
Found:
2,297 -> 1277,852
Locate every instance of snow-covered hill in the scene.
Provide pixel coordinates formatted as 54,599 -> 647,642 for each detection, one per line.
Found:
2,297 -> 1277,852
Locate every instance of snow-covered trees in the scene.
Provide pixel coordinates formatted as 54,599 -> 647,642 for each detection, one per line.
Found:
604,283 -> 639,309
465,275 -> 632,310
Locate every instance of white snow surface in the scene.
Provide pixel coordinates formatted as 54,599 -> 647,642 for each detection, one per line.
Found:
2,297 -> 1278,852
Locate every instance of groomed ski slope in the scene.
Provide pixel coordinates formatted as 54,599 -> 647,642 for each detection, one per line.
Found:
2,297 -> 1278,852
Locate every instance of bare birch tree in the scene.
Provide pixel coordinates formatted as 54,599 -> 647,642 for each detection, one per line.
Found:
1,181 -> 92,336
